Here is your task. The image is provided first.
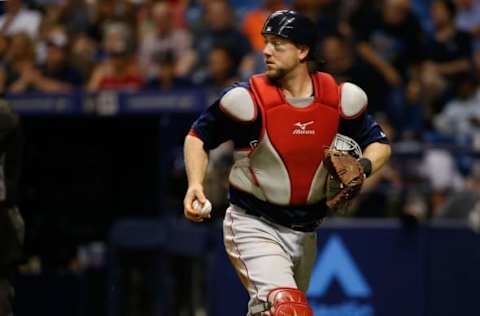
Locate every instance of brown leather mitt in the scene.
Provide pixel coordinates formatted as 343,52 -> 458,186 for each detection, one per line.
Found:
323,149 -> 365,212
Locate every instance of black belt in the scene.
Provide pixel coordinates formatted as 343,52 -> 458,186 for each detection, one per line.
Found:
229,188 -> 327,232
243,207 -> 323,232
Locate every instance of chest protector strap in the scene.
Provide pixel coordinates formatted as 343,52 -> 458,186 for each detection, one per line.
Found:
249,72 -> 339,112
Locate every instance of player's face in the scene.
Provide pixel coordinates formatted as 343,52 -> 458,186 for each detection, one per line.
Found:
263,35 -> 307,80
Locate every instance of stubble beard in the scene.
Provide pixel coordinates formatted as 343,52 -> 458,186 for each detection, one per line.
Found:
265,67 -> 288,82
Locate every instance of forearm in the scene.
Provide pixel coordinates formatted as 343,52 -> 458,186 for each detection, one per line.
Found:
436,59 -> 471,76
357,42 -> 393,74
33,76 -> 72,93
184,135 -> 209,187
8,79 -> 28,93
362,142 -> 391,175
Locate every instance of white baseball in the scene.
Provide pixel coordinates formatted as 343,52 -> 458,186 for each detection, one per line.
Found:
192,199 -> 212,216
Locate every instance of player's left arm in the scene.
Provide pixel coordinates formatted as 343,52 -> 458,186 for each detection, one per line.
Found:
360,141 -> 391,176
338,83 -> 391,177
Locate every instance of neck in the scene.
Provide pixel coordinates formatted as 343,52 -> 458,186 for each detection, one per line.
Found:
278,64 -> 312,98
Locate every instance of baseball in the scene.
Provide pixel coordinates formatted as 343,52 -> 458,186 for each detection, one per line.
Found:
192,199 -> 212,216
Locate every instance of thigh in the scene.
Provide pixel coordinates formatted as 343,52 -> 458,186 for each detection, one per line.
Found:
293,232 -> 317,292
223,207 -> 297,303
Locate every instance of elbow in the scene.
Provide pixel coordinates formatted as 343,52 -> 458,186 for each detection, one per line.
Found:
185,132 -> 205,150
377,142 -> 392,160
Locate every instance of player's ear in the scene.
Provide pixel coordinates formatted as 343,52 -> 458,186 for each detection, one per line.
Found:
297,45 -> 309,63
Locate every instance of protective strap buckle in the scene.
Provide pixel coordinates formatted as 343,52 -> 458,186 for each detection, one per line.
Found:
250,301 -> 270,315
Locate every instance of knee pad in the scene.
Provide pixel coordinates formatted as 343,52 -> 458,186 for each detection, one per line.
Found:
267,287 -> 313,316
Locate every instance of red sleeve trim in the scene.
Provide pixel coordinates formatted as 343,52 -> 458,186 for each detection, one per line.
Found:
188,128 -> 201,138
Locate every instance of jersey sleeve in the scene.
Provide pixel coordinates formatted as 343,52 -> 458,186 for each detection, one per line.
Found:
338,113 -> 389,150
189,99 -> 235,150
189,82 -> 259,151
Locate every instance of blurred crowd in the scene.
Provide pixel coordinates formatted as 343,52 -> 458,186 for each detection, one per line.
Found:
3,0 -> 480,224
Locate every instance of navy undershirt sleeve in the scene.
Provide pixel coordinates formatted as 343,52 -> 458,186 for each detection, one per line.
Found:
190,82 -> 261,151
191,100 -> 234,150
338,113 -> 389,150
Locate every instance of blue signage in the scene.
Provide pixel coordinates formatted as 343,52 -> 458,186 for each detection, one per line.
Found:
204,221 -> 480,316
6,90 -> 208,116
308,235 -> 373,316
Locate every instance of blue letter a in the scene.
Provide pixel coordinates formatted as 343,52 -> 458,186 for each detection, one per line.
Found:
307,235 -> 371,298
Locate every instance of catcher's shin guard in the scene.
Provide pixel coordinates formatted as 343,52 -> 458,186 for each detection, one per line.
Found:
251,288 -> 313,316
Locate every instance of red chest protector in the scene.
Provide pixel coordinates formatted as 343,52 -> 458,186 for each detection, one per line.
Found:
249,72 -> 340,205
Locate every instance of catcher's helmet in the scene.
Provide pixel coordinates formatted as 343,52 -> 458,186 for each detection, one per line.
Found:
262,10 -> 317,59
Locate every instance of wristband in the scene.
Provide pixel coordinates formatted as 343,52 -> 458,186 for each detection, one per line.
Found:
359,158 -> 372,178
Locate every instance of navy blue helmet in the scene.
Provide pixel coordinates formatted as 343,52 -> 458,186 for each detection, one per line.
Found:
262,10 -> 318,59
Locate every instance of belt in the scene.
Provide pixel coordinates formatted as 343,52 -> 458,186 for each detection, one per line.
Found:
242,207 -> 323,232
230,188 -> 327,232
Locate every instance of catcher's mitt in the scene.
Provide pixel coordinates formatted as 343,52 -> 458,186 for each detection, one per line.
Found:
323,149 -> 365,212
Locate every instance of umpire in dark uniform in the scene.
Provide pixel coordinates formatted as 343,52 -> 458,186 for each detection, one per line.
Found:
0,98 -> 23,316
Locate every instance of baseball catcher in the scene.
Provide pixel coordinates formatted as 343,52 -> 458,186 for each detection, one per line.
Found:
183,10 -> 391,316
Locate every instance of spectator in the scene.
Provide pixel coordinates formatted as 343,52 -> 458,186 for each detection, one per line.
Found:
29,28 -> 83,92
0,32 -> 38,93
86,0 -> 136,43
420,148 -> 464,215
317,35 -> 426,136
2,27 -> 81,93
144,51 -> 193,91
436,164 -> 480,220
39,0 -> 89,38
318,35 -> 371,86
200,44 -> 239,93
193,0 -> 254,79
70,34 -> 99,86
87,22 -> 143,92
402,78 -> 425,137
352,0 -> 424,114
139,1 -> 195,78
434,73 -> 480,145
293,0 -> 343,40
421,0 -> 473,114
241,0 -> 286,52
0,0 -> 42,38
137,0 -> 188,40
454,0 -> 480,51
345,0 -> 384,38
136,0 -> 157,41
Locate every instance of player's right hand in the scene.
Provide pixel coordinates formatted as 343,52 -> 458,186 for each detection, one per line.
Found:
183,184 -> 209,222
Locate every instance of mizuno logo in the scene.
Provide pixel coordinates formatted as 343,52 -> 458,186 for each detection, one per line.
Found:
293,121 -> 315,135
294,121 -> 314,130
